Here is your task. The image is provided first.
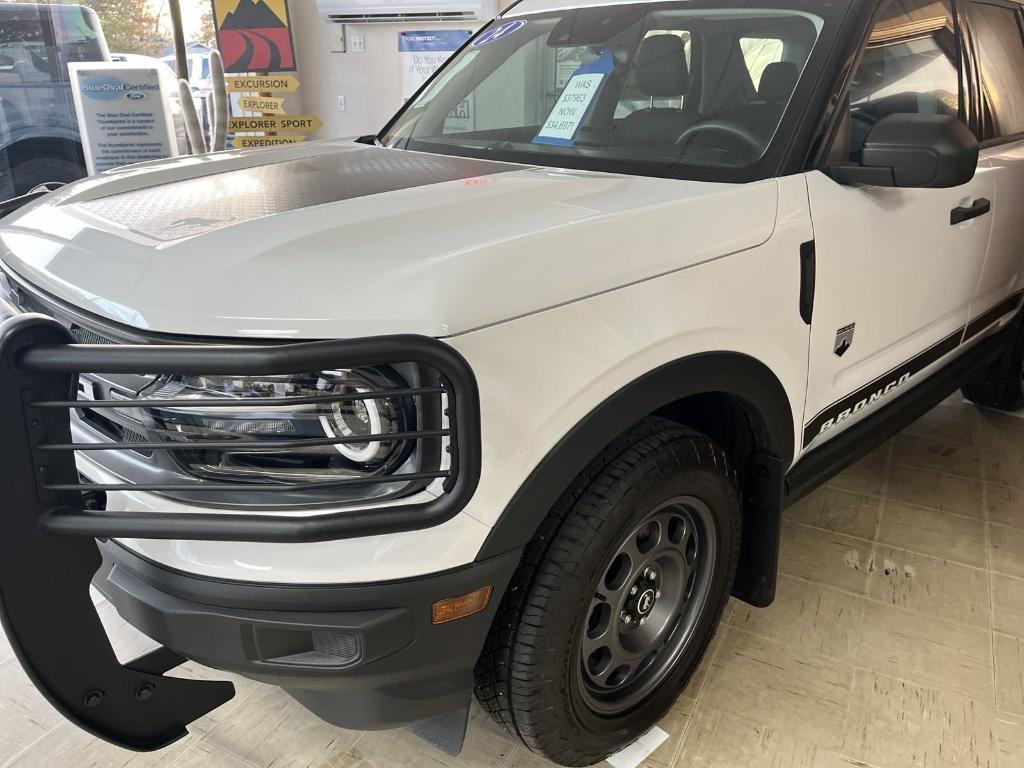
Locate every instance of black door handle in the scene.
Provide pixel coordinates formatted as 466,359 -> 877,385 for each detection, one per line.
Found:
951,198 -> 991,225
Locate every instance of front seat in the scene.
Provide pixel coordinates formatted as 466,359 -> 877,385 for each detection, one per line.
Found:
617,34 -> 692,146
757,61 -> 799,106
719,60 -> 800,139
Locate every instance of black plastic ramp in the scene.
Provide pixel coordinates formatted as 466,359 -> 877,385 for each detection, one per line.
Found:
0,314 -> 234,751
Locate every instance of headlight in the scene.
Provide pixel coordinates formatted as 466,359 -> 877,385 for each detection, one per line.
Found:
139,367 -> 419,485
318,377 -> 403,465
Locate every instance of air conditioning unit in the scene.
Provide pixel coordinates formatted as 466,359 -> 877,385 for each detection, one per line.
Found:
317,0 -> 490,23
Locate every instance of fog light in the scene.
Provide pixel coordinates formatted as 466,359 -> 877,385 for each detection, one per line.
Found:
431,585 -> 493,624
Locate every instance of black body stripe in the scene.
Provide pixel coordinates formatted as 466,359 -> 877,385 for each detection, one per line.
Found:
802,291 -> 1024,447
963,293 -> 1024,343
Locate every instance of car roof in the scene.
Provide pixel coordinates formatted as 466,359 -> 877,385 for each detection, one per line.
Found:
0,3 -> 98,15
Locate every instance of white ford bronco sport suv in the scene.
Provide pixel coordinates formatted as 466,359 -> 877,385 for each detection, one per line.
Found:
2,0 -> 1024,764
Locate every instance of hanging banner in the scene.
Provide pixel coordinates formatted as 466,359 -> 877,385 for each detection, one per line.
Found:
399,30 -> 473,100
213,0 -> 297,73
237,94 -> 287,114
68,63 -> 178,174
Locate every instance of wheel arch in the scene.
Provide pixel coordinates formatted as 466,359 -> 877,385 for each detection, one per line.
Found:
476,351 -> 794,607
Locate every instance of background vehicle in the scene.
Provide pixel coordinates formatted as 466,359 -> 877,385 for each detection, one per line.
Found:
0,0 -> 1023,765
0,3 -> 110,200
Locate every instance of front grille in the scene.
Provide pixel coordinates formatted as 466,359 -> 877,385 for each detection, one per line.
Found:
71,327 -> 118,346
78,408 -> 153,458
11,285 -> 154,456
15,289 -> 125,345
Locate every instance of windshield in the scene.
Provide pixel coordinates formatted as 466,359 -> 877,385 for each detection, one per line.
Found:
382,1 -> 828,181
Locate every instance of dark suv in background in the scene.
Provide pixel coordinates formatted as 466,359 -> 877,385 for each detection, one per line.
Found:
0,3 -> 109,200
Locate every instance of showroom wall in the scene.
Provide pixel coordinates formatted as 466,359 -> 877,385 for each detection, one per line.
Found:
290,2 -> 506,139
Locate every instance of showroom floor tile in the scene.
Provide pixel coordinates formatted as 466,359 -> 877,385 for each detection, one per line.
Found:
2,395 -> 1024,768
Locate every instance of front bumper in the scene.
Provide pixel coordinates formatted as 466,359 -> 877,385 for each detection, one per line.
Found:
95,539 -> 520,730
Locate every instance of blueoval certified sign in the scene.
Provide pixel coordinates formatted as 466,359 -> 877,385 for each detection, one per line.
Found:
69,63 -> 178,175
79,73 -> 161,102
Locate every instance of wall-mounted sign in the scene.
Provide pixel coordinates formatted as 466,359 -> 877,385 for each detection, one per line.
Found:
237,94 -> 287,114
226,75 -> 300,92
68,63 -> 178,174
213,0 -> 297,73
399,30 -> 473,101
232,135 -> 306,148
229,115 -> 321,132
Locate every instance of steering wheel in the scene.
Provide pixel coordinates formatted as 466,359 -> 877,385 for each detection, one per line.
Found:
674,120 -> 763,155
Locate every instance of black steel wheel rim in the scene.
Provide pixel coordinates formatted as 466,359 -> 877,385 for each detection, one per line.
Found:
576,496 -> 717,715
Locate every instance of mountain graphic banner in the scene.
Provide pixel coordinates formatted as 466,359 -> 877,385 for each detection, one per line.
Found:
212,0 -> 297,73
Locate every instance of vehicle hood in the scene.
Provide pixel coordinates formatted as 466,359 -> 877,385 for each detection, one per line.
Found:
0,140 -> 778,339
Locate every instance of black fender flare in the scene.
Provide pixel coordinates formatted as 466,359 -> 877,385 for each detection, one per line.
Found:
476,351 -> 795,561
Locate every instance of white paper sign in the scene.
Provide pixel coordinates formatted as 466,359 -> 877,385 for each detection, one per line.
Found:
69,63 -> 178,175
606,726 -> 671,768
535,73 -> 605,145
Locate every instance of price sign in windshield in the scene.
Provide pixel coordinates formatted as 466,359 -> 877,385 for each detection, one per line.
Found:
534,50 -> 613,147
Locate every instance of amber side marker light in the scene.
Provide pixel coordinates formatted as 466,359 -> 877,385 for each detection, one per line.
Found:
432,585 -> 493,624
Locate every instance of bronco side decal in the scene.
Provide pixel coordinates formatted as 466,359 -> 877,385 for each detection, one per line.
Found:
802,291 -> 1024,448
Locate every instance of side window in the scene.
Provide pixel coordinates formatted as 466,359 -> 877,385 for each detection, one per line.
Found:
964,1 -> 1024,140
0,10 -> 60,83
740,37 -> 784,90
847,0 -> 959,157
52,7 -> 104,68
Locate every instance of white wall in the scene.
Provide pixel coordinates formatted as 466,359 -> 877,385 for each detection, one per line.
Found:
289,3 -> 500,140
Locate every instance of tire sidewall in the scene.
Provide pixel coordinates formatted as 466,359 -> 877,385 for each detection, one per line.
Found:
538,459 -> 739,752
12,157 -> 83,196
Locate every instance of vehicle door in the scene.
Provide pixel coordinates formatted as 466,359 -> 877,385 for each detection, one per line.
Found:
960,0 -> 1024,337
800,0 -> 995,453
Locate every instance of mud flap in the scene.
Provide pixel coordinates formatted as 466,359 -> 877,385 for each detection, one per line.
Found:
406,704 -> 470,755
0,315 -> 234,750
731,452 -> 784,607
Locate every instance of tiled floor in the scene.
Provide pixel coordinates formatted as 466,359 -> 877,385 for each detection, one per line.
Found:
2,395 -> 1024,768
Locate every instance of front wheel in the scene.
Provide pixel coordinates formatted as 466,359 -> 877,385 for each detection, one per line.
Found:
474,418 -> 740,766
11,157 -> 85,196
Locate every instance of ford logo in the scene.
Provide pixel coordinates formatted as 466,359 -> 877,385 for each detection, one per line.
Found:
125,92 -> 146,100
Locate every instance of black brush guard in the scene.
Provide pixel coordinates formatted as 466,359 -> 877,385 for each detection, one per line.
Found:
0,312 -> 481,751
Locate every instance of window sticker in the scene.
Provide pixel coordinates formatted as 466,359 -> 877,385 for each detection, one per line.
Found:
534,49 -> 614,146
472,19 -> 527,46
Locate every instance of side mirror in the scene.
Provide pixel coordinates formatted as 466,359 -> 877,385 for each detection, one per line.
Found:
828,113 -> 978,189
